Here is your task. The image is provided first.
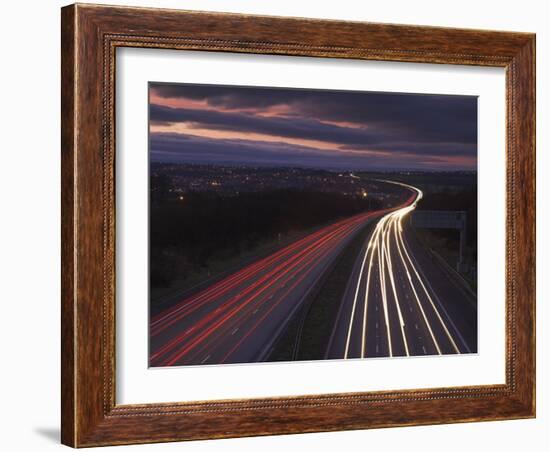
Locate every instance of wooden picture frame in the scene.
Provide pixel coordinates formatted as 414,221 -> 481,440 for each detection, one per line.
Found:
61,3 -> 535,447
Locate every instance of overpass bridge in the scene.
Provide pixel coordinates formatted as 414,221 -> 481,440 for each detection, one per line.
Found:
409,210 -> 468,272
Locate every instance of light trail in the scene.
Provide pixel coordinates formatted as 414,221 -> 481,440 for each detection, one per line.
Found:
359,224 -> 381,357
151,177 -> 468,367
343,217 -> 385,358
187,219 -> 356,365
151,208 -> 380,367
392,215 -> 442,355
377,216 -> 392,356
383,216 -> 410,357
152,215 -> 357,364
342,179 -> 463,358
396,217 -> 461,354
150,214 -> 364,335
219,231 -> 344,363
343,236 -> 370,358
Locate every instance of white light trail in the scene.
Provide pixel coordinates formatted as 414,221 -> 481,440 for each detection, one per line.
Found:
343,179 -> 462,359
360,230 -> 379,358
396,217 -> 461,354
377,216 -> 393,356
392,216 -> 442,355
383,217 -> 410,356
343,238 -> 371,358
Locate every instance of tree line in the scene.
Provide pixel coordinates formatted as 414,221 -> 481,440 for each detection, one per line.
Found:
150,189 -> 381,289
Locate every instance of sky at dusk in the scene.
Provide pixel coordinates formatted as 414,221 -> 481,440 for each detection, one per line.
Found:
149,83 -> 477,171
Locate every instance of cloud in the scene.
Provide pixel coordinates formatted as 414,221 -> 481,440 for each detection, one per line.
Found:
149,132 -> 476,171
150,104 -> 395,147
150,104 -> 475,158
151,83 -> 299,109
150,83 -> 477,145
148,83 -> 478,170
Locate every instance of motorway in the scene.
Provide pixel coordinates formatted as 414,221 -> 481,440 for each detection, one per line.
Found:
326,181 -> 476,359
150,180 -> 476,367
149,204 -> 396,366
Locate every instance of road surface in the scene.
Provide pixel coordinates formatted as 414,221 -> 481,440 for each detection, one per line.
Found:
326,181 -> 476,359
150,180 -> 476,366
149,205 -> 397,366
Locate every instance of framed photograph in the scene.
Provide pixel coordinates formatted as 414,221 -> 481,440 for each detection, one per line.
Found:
61,3 -> 535,447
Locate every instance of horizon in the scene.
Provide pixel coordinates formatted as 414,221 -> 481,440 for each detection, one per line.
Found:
150,161 -> 477,174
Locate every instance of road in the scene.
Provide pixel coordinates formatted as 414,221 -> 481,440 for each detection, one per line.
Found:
149,204 -> 399,366
326,181 -> 476,359
150,180 -> 476,366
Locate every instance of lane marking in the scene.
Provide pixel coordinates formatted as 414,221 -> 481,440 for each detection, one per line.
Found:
398,229 -> 460,354
382,217 -> 409,356
404,234 -> 470,353
393,210 -> 443,355
360,227 -> 380,358
377,217 -> 393,357
343,231 -> 374,359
